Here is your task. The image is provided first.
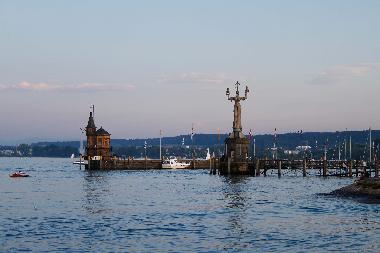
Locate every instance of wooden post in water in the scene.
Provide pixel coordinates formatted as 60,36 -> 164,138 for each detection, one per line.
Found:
278,160 -> 282,177
323,159 -> 327,177
348,160 -> 353,177
255,159 -> 260,176
209,157 -> 212,174
303,159 -> 307,177
263,161 -> 267,177
375,160 -> 379,178
356,161 -> 359,177
227,157 -> 231,175
209,157 -> 217,175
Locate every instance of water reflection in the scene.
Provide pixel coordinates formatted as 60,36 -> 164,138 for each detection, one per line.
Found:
82,171 -> 112,214
2,157 -> 380,252
221,176 -> 250,248
222,176 -> 249,209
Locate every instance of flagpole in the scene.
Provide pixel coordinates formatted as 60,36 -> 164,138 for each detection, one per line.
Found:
344,139 -> 347,161
249,128 -> 253,158
218,128 -> 221,157
159,130 -> 162,161
274,128 -> 277,159
191,123 -> 194,159
144,141 -> 147,159
349,136 -> 352,160
144,140 -> 147,169
191,123 -> 195,166
369,127 -> 372,164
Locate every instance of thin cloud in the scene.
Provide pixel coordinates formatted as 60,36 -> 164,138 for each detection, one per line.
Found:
15,81 -> 60,91
158,72 -> 230,86
308,63 -> 380,86
0,81 -> 136,92
156,72 -> 250,91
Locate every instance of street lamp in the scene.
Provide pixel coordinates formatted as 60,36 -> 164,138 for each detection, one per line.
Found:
226,87 -> 230,98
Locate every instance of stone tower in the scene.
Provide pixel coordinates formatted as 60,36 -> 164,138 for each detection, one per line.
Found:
220,81 -> 251,175
95,127 -> 111,159
85,112 -> 97,157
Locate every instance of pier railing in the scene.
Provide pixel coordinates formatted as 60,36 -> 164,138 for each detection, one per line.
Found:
84,155 -> 379,178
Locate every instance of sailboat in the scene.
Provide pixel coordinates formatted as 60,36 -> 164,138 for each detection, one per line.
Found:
73,130 -> 88,165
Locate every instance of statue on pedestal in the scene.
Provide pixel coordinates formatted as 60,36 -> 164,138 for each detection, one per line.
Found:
220,81 -> 252,175
226,81 -> 249,138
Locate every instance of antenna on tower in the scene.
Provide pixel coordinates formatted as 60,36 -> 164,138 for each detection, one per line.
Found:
91,104 -> 95,118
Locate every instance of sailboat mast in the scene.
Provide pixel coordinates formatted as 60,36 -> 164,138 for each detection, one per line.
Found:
344,139 -> 347,161
349,136 -> 352,160
369,127 -> 372,163
338,142 -> 341,161
159,129 -> 162,161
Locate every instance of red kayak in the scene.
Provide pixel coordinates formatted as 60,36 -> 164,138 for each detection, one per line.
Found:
9,171 -> 29,178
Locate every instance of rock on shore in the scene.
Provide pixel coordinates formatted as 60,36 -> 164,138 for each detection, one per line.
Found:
330,178 -> 380,202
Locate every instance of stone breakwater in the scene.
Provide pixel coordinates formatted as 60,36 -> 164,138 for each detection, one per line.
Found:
330,178 -> 380,202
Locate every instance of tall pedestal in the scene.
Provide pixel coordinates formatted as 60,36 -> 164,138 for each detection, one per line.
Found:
219,135 -> 250,175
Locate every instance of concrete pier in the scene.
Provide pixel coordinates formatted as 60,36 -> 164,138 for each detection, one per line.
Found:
82,154 -> 375,178
85,157 -> 218,170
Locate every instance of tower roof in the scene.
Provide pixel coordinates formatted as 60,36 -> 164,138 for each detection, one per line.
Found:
86,112 -> 96,129
96,127 -> 110,136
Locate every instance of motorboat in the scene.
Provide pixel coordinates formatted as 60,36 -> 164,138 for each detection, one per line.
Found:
73,160 -> 88,165
9,171 -> 29,178
72,155 -> 88,165
162,156 -> 190,169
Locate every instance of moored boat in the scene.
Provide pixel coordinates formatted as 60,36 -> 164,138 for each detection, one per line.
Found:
9,171 -> 29,178
73,160 -> 88,165
162,156 -> 190,169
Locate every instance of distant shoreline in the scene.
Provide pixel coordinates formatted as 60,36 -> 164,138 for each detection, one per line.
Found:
1,130 -> 379,159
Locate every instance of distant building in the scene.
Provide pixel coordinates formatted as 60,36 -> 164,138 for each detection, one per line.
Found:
0,150 -> 14,156
85,112 -> 111,160
296,145 -> 312,151
284,150 -> 300,155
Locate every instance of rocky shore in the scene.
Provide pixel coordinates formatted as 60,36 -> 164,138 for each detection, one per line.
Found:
330,178 -> 380,203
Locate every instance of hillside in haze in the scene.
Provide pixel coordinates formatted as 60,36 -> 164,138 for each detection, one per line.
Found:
32,130 -> 380,149
2,130 -> 378,159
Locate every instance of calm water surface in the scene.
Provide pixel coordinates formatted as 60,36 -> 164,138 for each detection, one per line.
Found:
1,157 -> 379,252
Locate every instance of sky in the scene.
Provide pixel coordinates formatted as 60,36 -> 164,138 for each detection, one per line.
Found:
0,0 -> 379,144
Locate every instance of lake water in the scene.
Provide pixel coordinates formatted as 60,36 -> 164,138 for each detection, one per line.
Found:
1,157 -> 379,252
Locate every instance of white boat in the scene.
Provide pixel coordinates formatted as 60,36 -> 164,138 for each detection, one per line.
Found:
72,155 -> 88,165
162,156 -> 190,169
73,160 -> 88,165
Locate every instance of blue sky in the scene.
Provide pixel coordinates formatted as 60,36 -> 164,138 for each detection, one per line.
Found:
0,1 -> 379,144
